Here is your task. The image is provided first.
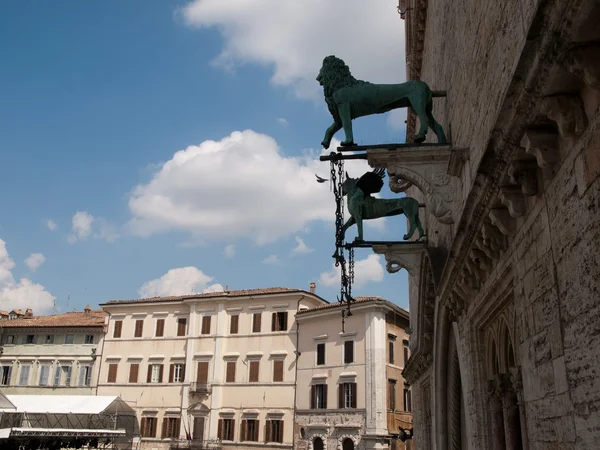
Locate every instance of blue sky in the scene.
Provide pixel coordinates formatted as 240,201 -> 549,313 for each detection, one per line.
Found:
0,0 -> 410,314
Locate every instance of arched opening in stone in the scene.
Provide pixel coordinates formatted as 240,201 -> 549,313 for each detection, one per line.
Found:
499,319 -> 524,450
342,437 -> 355,450
446,325 -> 466,450
313,436 -> 324,450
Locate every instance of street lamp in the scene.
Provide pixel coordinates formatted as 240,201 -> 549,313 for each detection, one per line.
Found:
398,428 -> 413,442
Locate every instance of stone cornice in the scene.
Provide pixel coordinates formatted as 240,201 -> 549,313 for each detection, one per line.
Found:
402,347 -> 432,385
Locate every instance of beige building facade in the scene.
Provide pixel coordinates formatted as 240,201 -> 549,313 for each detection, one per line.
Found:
97,287 -> 328,450
294,297 -> 412,450
0,306 -> 106,395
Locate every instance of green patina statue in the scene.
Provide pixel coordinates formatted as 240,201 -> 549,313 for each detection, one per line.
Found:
341,169 -> 425,241
317,55 -> 447,148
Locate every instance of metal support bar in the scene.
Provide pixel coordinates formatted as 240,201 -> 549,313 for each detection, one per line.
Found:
336,142 -> 451,152
319,152 -> 368,162
344,240 -> 427,249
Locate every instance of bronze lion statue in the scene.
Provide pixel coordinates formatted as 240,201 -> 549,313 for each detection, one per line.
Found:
317,55 -> 447,148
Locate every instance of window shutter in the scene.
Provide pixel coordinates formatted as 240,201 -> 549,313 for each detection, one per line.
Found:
323,384 -> 328,409
338,384 -> 344,408
177,318 -> 187,336
7,366 -> 12,385
156,319 -> 164,337
129,364 -> 139,383
162,418 -> 168,439
281,312 -> 288,330
271,312 -> 277,331
265,420 -> 271,443
345,341 -> 354,364
140,418 -> 146,437
241,420 -> 247,441
78,367 -> 85,386
310,386 -> 316,409
135,320 -> 143,337
113,321 -> 122,338
230,315 -> 239,334
181,364 -> 186,382
169,364 -> 175,383
158,364 -> 164,383
351,383 -> 357,408
253,313 -> 261,332
147,365 -> 152,383
273,360 -> 283,382
249,361 -> 259,382
217,419 -> 223,440
197,361 -> 209,383
278,420 -> 284,443
226,361 -> 235,382
107,364 -> 117,383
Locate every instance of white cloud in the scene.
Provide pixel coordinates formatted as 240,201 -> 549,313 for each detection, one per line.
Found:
45,219 -> 57,231
179,0 -> 405,100
262,254 -> 280,264
139,266 -> 223,298
386,109 -> 407,131
319,254 -> 385,289
292,236 -> 313,254
0,239 -> 55,314
25,253 -> 46,272
68,211 -> 119,243
224,244 -> 236,258
127,130 -> 379,245
277,117 -> 289,127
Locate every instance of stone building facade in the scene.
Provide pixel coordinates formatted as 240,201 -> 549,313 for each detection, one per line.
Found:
371,0 -> 600,449
294,298 -> 412,450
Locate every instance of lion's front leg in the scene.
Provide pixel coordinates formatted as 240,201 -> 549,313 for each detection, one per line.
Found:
338,104 -> 355,147
322,121 -> 342,149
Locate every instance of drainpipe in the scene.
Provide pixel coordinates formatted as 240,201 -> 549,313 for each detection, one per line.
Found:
292,295 -> 304,450
96,310 -> 110,394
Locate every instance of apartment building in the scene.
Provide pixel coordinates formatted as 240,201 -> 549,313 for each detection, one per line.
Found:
97,286 -> 328,450
294,297 -> 411,450
0,306 -> 106,394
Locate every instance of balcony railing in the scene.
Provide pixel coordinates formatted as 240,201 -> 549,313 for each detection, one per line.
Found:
189,382 -> 212,394
169,439 -> 221,450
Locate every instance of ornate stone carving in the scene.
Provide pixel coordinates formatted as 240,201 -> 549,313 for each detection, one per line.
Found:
402,349 -> 433,385
371,241 -> 426,276
520,129 -> 559,179
447,292 -> 466,322
508,160 -> 538,197
562,43 -> 600,90
488,210 -> 516,237
367,146 -> 465,225
499,186 -> 526,217
539,95 -> 587,137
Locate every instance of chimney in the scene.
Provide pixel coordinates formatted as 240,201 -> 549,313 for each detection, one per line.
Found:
84,305 -> 91,314
25,308 -> 33,318
309,282 -> 316,294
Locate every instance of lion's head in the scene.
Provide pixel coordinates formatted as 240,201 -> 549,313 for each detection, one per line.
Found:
317,55 -> 361,122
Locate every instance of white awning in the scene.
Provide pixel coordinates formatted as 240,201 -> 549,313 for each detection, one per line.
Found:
4,427 -> 126,438
3,395 -> 135,415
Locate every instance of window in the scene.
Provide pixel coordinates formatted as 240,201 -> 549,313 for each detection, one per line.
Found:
310,384 -> 327,409
113,320 -> 122,338
84,334 -> 94,344
129,363 -> 139,383
389,338 -> 395,364
25,335 -> 35,344
316,343 -> 325,366
38,365 -> 50,386
141,417 -> 157,438
404,386 -> 412,412
177,318 -> 187,336
196,361 -> 209,383
230,315 -> 239,334
240,418 -> 259,441
107,364 -> 118,383
134,320 -> 144,337
169,363 -> 185,383
338,382 -> 357,408
273,360 -> 284,382
44,335 -> 54,344
79,365 -> 93,386
64,334 -> 74,344
161,417 -> 181,439
344,341 -> 354,364
3,335 -> 15,344
55,365 -> 72,386
271,311 -> 288,331
388,379 -> 396,411
266,419 -> 284,443
18,364 -> 31,386
249,360 -> 259,382
217,418 -> 235,441
155,319 -> 165,337
201,316 -> 211,335
0,366 -> 12,385
225,361 -> 236,382
313,437 -> 324,450
403,340 -> 410,365
252,313 -> 261,333
148,364 -> 163,383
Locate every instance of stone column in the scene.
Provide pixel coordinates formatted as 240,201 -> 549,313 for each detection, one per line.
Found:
502,388 -> 522,450
486,377 -> 506,450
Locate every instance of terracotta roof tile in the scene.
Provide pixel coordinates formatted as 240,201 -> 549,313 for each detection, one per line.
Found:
0,310 -> 106,328
102,287 -> 310,305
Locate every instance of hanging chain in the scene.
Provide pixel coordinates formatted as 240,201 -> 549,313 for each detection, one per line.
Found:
348,246 -> 355,299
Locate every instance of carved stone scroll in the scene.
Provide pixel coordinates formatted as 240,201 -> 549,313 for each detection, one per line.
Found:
371,241 -> 427,276
539,95 -> 587,137
520,130 -> 559,180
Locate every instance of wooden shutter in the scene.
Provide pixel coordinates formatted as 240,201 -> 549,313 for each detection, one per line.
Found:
254,420 -> 259,441
226,361 -> 235,382
351,383 -> 357,408
278,421 -> 284,443
113,320 -> 122,338
134,320 -> 143,337
177,318 -> 187,336
197,361 -> 209,383
129,363 -> 139,383
107,364 -> 117,383
271,312 -> 277,331
193,417 -> 204,440
140,418 -> 147,437
161,418 -> 168,439
323,384 -> 328,408
202,316 -> 211,334
281,312 -> 288,330
389,341 -> 394,364
249,361 -> 259,382
158,364 -> 164,383
265,420 -> 271,443
338,384 -> 344,408
181,364 -> 186,382
317,343 -> 325,365
169,364 -> 175,383
273,360 -> 283,382
156,319 -> 164,337
344,341 -> 354,364
147,365 -> 152,383
217,419 -> 223,440
310,386 -> 316,409
253,313 -> 261,332
230,315 -> 239,334
240,419 -> 247,441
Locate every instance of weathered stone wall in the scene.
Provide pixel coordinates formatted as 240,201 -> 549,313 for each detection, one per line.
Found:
294,411 -> 366,450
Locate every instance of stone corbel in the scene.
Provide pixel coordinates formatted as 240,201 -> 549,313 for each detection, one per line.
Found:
499,186 -> 526,217
474,235 -> 499,261
489,209 -> 516,237
371,241 -> 426,276
520,129 -> 559,180
367,146 -> 466,225
539,95 -> 587,137
508,160 -> 538,197
562,43 -> 600,91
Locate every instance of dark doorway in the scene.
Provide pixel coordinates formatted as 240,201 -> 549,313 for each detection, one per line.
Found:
193,416 -> 205,440
313,437 -> 324,450
342,437 -> 355,450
